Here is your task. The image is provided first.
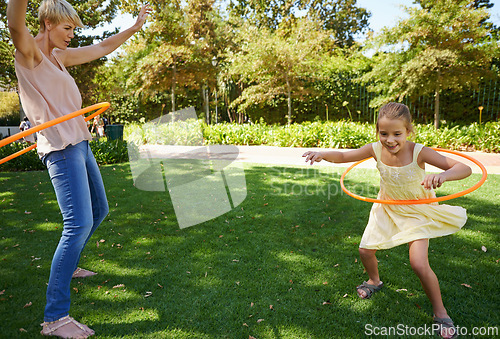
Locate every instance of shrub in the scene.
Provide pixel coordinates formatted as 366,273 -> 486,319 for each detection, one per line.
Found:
0,139 -> 129,172
128,120 -> 500,153
0,92 -> 20,126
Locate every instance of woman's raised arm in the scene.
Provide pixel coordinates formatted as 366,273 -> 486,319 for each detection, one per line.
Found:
7,0 -> 41,68
58,4 -> 152,67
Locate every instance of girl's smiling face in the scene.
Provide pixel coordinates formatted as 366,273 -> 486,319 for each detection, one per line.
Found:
377,117 -> 410,154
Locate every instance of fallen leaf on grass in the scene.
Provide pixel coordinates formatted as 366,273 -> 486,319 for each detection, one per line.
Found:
481,246 -> 487,252
19,328 -> 27,332
73,288 -> 78,293
113,284 -> 125,289
461,283 -> 472,289
0,290 -> 5,295
396,289 -> 408,292
144,291 -> 152,298
23,302 -> 32,308
242,323 -> 249,327
257,319 -> 264,324
343,294 -> 348,298
322,301 -> 332,305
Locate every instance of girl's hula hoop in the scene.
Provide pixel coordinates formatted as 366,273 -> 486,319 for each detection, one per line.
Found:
340,148 -> 488,205
0,102 -> 110,165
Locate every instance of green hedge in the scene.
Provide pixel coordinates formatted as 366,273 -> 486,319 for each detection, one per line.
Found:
124,120 -> 500,152
201,121 -> 500,152
0,139 -> 129,172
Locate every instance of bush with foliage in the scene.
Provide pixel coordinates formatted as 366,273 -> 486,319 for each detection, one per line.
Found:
0,92 -> 20,126
0,139 -> 129,172
126,119 -> 500,153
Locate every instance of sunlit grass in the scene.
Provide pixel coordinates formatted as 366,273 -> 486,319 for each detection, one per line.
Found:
0,162 -> 498,338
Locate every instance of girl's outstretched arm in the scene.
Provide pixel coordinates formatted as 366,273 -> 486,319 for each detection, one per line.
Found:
58,5 -> 152,67
419,147 -> 472,190
302,143 -> 374,165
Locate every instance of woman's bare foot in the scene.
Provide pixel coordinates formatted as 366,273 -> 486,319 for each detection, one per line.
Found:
40,315 -> 94,338
72,268 -> 97,279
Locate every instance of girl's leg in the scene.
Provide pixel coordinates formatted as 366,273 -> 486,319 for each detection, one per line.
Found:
358,247 -> 382,298
409,239 -> 455,338
408,239 -> 448,317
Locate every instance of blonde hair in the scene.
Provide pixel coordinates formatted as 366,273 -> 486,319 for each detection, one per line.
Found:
376,102 -> 414,134
38,0 -> 84,32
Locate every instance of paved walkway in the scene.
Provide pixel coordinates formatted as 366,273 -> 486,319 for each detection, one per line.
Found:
141,145 -> 500,174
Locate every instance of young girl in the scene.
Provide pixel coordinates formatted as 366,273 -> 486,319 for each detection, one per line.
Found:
7,0 -> 151,337
303,102 -> 471,339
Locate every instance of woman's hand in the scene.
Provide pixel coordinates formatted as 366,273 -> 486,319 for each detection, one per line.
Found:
421,173 -> 446,190
132,4 -> 152,32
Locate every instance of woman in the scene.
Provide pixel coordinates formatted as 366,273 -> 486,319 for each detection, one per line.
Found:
7,0 -> 151,337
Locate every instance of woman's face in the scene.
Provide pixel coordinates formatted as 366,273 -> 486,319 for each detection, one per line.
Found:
46,21 -> 75,50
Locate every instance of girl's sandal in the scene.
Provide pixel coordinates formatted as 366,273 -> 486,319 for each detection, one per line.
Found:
433,316 -> 458,339
72,267 -> 97,279
40,315 -> 94,338
356,281 -> 384,299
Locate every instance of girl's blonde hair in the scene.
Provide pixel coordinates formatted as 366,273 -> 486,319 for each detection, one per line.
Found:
376,102 -> 414,134
38,0 -> 84,32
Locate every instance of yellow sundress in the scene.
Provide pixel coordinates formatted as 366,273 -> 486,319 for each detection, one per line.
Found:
360,141 -> 467,250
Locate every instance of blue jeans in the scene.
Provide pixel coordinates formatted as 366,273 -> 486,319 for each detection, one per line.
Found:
42,141 -> 109,321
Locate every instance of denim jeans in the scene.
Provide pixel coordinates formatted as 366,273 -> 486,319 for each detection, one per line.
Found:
42,141 -> 109,321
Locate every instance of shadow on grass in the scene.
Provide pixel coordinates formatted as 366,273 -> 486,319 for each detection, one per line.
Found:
0,163 -> 498,338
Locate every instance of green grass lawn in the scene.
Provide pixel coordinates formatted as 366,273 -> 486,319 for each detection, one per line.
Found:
0,161 -> 498,338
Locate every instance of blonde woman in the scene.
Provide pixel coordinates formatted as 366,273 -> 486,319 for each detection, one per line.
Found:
7,0 -> 151,337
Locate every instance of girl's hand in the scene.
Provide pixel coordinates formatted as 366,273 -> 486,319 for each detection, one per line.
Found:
302,151 -> 323,165
132,4 -> 152,31
421,173 -> 446,190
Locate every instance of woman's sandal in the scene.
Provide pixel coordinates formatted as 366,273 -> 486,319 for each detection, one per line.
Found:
433,316 -> 458,339
40,315 -> 94,338
72,267 -> 97,279
356,281 -> 384,299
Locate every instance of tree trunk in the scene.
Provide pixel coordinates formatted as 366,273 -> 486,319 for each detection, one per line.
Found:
171,63 -> 177,119
202,85 -> 210,124
286,75 -> 292,125
434,69 -> 441,129
434,89 -> 440,129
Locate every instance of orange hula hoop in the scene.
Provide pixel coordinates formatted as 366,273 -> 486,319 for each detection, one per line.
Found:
0,102 -> 110,166
340,148 -> 488,205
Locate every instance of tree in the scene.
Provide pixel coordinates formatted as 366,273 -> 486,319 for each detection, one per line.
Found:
228,18 -> 330,125
227,0 -> 370,48
361,0 -> 499,128
113,0 -> 225,120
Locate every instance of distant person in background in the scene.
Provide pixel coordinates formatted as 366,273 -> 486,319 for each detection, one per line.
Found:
19,116 -> 35,143
91,115 -> 105,139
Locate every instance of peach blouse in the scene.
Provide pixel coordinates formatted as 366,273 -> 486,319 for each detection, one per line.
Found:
15,50 -> 92,158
